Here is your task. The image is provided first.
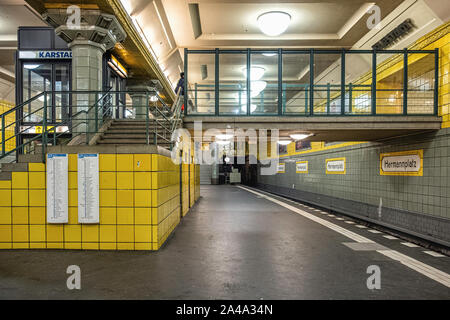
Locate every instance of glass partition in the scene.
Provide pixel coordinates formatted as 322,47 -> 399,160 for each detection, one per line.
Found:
184,49 -> 438,117
407,53 -> 435,114
250,52 -> 278,115
376,53 -> 404,114
313,53 -> 341,115
187,53 -> 215,115
282,53 -> 310,115
219,53 -> 247,115
345,53 -> 372,115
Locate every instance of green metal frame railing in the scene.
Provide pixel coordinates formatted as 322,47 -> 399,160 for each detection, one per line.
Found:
184,48 -> 439,116
0,90 -> 183,163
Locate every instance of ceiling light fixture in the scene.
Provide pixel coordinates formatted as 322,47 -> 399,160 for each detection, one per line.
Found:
216,134 -> 233,140
290,133 -> 312,140
257,11 -> 291,37
262,53 -> 277,57
277,139 -> 292,145
24,64 -> 40,70
216,140 -> 231,145
241,66 -> 265,81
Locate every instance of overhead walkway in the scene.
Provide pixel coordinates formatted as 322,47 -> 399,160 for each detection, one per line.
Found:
0,184 -> 448,299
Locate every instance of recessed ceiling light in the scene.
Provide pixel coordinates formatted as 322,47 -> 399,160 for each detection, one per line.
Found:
262,53 -> 277,57
290,133 -> 312,140
277,139 -> 291,145
257,11 -> 291,37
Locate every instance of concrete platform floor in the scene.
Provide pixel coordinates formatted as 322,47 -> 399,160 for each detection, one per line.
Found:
0,185 -> 449,299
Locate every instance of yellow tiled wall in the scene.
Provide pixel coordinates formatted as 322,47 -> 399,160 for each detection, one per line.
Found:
0,100 -> 16,152
0,153 -> 201,251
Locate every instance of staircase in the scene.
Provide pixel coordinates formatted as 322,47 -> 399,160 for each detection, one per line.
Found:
94,119 -> 174,148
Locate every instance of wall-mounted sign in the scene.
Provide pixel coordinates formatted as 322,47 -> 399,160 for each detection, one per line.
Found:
372,19 -> 415,50
326,157 -> 346,174
19,50 -> 72,59
296,161 -> 308,173
380,149 -> 423,176
47,154 -> 68,223
277,163 -> 285,173
78,154 -> 100,223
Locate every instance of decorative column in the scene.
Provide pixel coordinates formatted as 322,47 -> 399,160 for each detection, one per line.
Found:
126,80 -> 161,119
42,9 -> 126,137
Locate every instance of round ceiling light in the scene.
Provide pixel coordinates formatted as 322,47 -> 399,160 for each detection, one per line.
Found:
277,139 -> 292,145
257,11 -> 291,37
290,133 -> 311,140
241,66 -> 265,81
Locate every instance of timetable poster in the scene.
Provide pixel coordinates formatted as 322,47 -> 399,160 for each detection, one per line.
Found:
77,154 -> 99,224
46,154 -> 69,223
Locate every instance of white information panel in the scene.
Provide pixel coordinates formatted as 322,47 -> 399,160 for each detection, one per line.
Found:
78,154 -> 99,224
47,154 -> 68,223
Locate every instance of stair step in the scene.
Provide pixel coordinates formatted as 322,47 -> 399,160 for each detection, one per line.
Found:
1,162 -> 28,172
102,134 -> 150,139
0,172 -> 12,180
97,139 -> 149,144
18,154 -> 43,163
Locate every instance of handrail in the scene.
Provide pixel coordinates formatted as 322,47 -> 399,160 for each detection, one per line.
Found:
1,89 -> 181,162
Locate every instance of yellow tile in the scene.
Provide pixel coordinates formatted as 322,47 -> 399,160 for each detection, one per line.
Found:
29,207 -> 46,224
0,189 -> 11,206
135,190 -> 151,207
134,154 -> 151,171
135,225 -> 151,243
65,242 -> 82,249
13,243 -> 29,249
12,225 -> 28,242
47,242 -> 64,249
151,154 -> 159,171
117,207 -> 134,224
30,225 -> 45,242
99,154 -> 116,171
68,154 -> 77,171
12,189 -> 28,206
117,172 -> 133,189
29,172 -> 45,189
117,190 -> 133,207
100,243 -> 117,250
117,225 -> 134,242
68,207 -> 78,224
12,207 -> 28,224
29,189 -> 45,206
65,225 -> 81,242
100,225 -> 116,242
0,180 -> 11,189
151,208 -> 158,225
151,172 -> 158,189
0,243 -> 12,249
28,163 -> 45,172
100,189 -> 116,207
12,172 -> 28,189
117,243 -> 134,250
135,243 -> 152,250
117,154 -> 133,171
152,243 -> 159,250
99,172 -> 116,189
100,207 -> 116,224
0,207 -> 11,224
30,243 -> 46,249
135,208 -> 152,225
82,242 -> 99,250
0,225 -> 11,242
152,225 -> 158,243
68,189 -> 77,207
82,225 -> 99,242
134,172 -> 151,189
47,225 -> 63,242
68,172 -> 77,189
